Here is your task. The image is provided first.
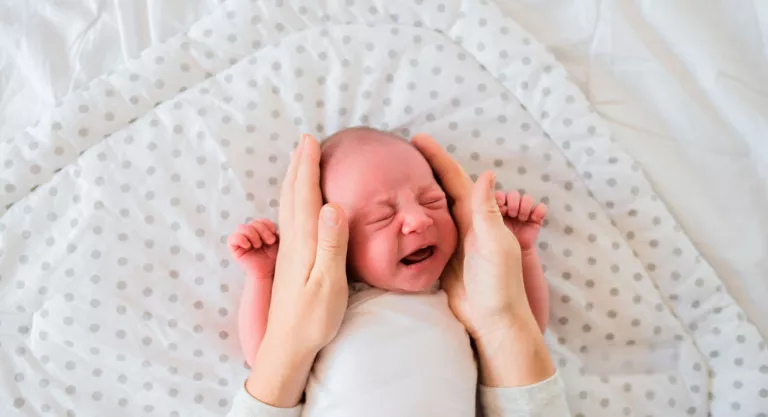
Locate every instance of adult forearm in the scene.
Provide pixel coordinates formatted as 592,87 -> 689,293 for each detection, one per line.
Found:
474,313 -> 555,388
244,334 -> 316,408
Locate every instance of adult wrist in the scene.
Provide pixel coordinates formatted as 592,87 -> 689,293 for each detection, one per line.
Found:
473,313 -> 555,388
244,334 -> 318,408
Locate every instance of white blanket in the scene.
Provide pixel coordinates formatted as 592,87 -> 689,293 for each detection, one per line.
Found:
1,1 -> 767,416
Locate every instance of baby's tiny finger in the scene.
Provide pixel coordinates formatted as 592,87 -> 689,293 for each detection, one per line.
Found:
506,191 -> 521,217
494,191 -> 506,207
261,219 -> 278,235
519,194 -> 535,221
530,203 -> 548,224
231,246 -> 248,258
252,220 -> 276,245
228,231 -> 251,250
494,191 -> 507,215
244,224 -> 263,249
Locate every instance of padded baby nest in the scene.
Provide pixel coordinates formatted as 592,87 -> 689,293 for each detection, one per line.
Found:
1,1 -> 767,416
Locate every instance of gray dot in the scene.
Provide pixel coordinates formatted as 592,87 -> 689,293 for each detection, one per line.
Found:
65,385 -> 76,395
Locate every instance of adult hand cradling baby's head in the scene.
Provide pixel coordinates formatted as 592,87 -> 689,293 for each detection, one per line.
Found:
411,134 -> 537,340
245,134 -> 351,407
412,134 -> 554,388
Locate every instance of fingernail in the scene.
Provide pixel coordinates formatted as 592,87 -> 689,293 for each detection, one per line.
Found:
302,133 -> 311,146
321,206 -> 338,226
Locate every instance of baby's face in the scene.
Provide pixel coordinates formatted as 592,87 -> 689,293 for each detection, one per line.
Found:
321,136 -> 458,292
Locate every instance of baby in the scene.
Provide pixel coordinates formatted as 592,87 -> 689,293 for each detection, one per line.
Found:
228,127 -> 549,415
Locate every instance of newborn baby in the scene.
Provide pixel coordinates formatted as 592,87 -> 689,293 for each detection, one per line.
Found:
228,127 -> 549,416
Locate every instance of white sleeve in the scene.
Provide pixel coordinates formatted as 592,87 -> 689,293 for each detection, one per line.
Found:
226,381 -> 303,417
479,371 -> 571,417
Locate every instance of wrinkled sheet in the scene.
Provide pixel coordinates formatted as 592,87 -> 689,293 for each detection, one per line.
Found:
2,0 -> 766,339
1,1 -> 768,416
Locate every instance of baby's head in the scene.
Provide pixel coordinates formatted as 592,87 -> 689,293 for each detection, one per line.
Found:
320,127 -> 458,293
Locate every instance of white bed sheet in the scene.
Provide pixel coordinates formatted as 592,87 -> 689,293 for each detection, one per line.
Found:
2,2 -> 766,416
494,0 -> 768,337
1,1 -> 768,416
3,0 -> 766,338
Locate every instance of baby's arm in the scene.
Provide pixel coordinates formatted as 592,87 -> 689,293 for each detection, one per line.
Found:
521,249 -> 549,332
228,219 -> 280,367
238,277 -> 273,366
496,191 -> 550,333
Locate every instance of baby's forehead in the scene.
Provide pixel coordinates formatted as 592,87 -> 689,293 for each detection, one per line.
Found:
321,127 -> 409,156
320,129 -> 422,171
319,128 -> 441,195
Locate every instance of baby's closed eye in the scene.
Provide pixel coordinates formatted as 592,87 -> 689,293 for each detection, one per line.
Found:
420,193 -> 447,208
367,211 -> 395,225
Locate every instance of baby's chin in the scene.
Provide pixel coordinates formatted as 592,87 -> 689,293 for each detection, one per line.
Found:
389,271 -> 441,293
359,259 -> 447,293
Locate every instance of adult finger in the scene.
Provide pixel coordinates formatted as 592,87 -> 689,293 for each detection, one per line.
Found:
411,134 -> 472,203
295,134 -> 323,239
309,204 -> 349,285
278,135 -> 308,230
471,171 -> 505,235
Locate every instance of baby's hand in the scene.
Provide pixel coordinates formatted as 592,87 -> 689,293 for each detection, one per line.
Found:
495,191 -> 547,252
228,219 -> 279,280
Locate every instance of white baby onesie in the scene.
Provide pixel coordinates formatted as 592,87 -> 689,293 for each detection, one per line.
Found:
302,285 -> 478,417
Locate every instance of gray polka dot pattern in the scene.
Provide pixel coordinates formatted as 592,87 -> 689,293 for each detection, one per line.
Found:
1,0 -> 766,416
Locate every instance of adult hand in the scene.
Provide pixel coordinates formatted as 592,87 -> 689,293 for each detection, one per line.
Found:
412,134 -> 554,387
245,134 -> 350,407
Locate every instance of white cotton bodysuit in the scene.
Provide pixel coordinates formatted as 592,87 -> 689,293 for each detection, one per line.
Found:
302,285 -> 477,417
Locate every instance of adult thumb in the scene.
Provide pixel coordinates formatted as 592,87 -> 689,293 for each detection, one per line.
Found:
471,171 -> 504,235
311,204 -> 349,283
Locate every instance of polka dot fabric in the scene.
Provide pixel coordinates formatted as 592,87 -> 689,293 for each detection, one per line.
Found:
1,0 -> 766,416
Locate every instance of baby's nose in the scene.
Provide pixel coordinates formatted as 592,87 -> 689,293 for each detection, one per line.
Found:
401,209 -> 434,234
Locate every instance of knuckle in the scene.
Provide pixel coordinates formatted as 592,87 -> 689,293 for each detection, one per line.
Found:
483,204 -> 500,216
319,236 -> 343,251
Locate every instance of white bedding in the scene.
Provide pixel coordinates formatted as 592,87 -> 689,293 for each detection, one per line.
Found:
1,1 -> 767,416
3,0 -> 766,339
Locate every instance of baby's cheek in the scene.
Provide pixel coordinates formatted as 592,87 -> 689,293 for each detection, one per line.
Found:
350,231 -> 396,281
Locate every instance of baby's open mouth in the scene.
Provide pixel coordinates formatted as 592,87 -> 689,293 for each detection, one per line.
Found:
401,246 -> 434,266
